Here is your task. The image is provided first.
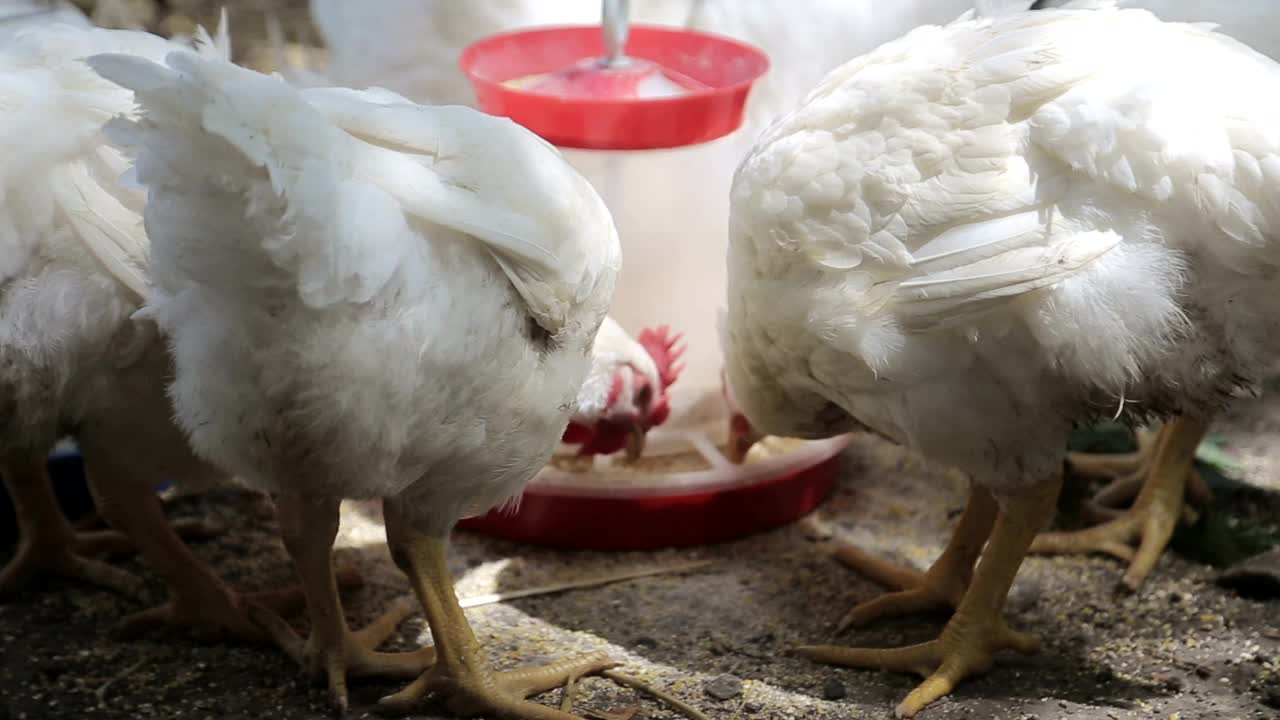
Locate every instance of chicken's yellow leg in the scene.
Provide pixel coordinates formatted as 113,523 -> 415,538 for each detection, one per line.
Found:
797,475 -> 1059,719
251,493 -> 435,713
1067,424 -> 1212,525
378,502 -> 616,719
0,454 -> 143,597
1031,416 -> 1210,591
72,441 -> 329,641
833,484 -> 997,634
1066,426 -> 1161,479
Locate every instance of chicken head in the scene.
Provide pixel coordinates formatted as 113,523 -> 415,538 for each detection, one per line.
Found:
562,321 -> 684,460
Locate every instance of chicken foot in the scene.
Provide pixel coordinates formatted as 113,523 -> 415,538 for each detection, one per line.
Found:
378,503 -> 617,720
70,439 -> 338,642
832,485 -> 998,635
252,493 -> 434,713
796,475 -> 1059,719
1065,425 -> 1212,525
1031,416 -> 1210,591
0,447 -> 231,600
0,453 -> 158,598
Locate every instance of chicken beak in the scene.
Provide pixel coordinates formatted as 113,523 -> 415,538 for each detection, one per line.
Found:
726,423 -> 764,465
624,424 -> 647,461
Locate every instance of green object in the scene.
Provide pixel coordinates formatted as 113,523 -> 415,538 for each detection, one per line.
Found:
1193,434 -> 1244,475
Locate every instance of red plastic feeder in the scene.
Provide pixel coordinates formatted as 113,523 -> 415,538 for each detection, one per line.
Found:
459,436 -> 849,551
460,24 -> 768,150
456,2 -> 848,551
459,464 -> 843,551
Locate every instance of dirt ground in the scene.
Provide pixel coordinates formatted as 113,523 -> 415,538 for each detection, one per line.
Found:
2,395 -> 1279,720
3,1 -> 1280,719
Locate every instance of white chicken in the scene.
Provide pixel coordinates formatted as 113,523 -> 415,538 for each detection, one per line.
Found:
94,47 -> 622,718
982,0 -> 1280,590
0,19 -> 320,640
724,4 -> 1280,717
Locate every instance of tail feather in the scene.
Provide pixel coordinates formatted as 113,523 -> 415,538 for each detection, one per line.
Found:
91,50 -> 415,308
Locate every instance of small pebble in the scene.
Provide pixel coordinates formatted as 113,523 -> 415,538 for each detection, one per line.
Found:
821,679 -> 846,701
704,673 -> 743,701
1153,673 -> 1185,693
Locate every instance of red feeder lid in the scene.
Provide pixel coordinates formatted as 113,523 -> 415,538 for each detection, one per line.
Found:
460,25 -> 770,150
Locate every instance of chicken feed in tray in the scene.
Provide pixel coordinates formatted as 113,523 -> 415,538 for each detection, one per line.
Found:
547,435 -> 810,484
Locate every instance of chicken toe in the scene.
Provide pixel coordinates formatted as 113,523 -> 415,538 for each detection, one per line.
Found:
252,596 -> 435,711
0,529 -> 143,597
798,476 -> 1058,718
77,449 -> 334,642
268,493 -> 434,712
380,506 -> 617,720
1068,424 -> 1213,520
1032,416 -> 1210,591
832,485 -> 997,634
0,456 -> 143,597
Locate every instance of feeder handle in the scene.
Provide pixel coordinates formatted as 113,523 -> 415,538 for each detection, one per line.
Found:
602,0 -> 630,66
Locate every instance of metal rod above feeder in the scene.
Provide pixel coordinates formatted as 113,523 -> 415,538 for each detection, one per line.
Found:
601,0 -> 630,68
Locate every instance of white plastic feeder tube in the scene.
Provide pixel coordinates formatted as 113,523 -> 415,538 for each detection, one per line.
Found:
562,131 -> 755,445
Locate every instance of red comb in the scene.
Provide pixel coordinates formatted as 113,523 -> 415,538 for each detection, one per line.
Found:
637,325 -> 685,390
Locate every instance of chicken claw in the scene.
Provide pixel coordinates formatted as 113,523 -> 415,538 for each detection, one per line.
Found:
0,455 -> 145,598
0,526 -> 143,597
377,650 -> 618,719
269,494 -> 435,713
71,450 -> 331,643
832,486 -> 997,634
799,476 -> 1059,718
380,505 -> 617,719
252,594 -> 435,710
0,453 -> 229,599
1067,425 -> 1212,525
798,616 -> 1039,718
1032,417 -> 1210,591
